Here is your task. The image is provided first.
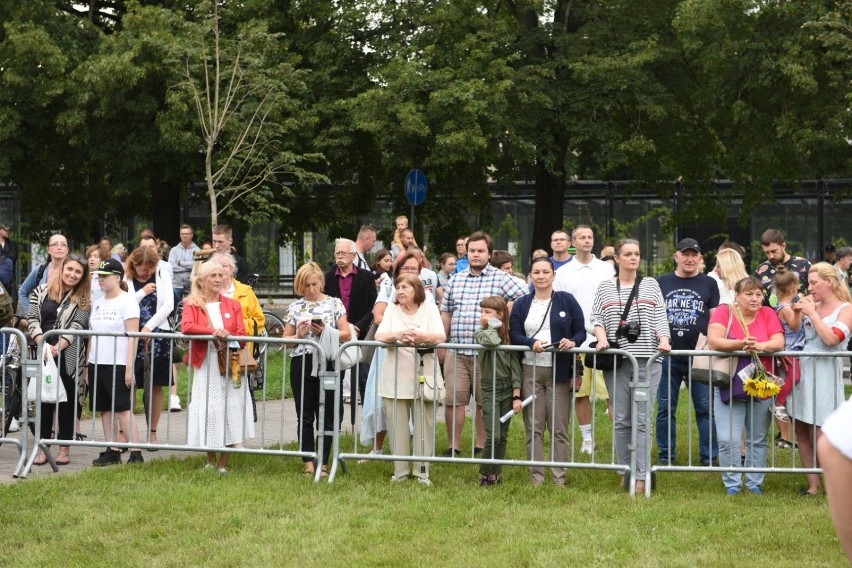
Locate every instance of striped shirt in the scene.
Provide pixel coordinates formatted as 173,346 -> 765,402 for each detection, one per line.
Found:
441,263 -> 526,354
590,277 -> 670,358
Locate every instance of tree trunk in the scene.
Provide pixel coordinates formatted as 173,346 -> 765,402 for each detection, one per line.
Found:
151,178 -> 181,247
532,165 -> 566,255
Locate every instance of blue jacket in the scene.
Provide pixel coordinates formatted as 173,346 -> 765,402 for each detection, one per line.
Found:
510,291 -> 586,382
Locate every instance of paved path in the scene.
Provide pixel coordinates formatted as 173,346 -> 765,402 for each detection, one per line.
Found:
0,396 -> 360,483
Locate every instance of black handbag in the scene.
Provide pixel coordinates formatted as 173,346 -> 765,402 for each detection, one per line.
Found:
586,341 -> 623,371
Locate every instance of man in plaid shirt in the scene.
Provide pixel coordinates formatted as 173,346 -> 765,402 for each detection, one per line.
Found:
440,231 -> 527,456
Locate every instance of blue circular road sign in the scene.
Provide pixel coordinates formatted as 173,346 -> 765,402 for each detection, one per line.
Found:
405,169 -> 428,206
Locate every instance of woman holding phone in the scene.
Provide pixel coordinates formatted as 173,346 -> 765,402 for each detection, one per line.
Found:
282,262 -> 351,477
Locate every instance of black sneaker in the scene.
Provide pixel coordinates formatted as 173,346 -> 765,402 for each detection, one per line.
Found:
92,449 -> 121,467
127,451 -> 144,464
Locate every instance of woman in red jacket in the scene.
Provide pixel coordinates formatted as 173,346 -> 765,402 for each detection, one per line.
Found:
181,260 -> 252,473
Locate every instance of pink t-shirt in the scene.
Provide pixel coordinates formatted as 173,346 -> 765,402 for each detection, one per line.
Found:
709,304 -> 783,368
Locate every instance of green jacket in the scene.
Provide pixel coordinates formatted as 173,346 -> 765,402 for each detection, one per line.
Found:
475,327 -> 522,394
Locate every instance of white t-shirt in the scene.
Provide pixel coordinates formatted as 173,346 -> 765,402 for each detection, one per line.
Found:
552,256 -> 615,345
420,268 -> 439,300
91,278 -> 105,304
88,291 -> 141,365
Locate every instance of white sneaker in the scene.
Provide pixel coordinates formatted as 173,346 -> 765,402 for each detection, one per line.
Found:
580,439 -> 595,455
416,477 -> 432,486
169,395 -> 182,412
8,417 -> 20,432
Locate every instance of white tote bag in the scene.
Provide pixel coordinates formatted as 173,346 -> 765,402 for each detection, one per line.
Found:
27,353 -> 67,404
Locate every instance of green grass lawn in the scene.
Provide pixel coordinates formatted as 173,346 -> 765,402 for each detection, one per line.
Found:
2,404 -> 847,567
14,367 -> 848,566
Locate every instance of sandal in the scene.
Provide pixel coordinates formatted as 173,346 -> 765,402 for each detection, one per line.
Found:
773,405 -> 790,422
34,453 -> 49,466
55,453 -> 71,466
75,433 -> 87,441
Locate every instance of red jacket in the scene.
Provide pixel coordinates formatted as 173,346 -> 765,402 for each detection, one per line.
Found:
181,296 -> 247,369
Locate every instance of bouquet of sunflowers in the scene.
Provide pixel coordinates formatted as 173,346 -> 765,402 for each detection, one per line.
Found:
740,354 -> 783,399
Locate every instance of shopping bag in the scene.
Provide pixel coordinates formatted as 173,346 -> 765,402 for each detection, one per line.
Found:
27,353 -> 67,404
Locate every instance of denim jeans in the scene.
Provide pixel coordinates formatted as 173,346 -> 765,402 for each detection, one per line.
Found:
714,389 -> 772,492
656,356 -> 718,464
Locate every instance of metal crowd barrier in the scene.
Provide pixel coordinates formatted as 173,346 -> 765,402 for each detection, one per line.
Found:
0,328 -> 34,478
646,349 -> 849,498
330,341 -> 645,494
19,329 -> 327,480
16,328 -> 845,498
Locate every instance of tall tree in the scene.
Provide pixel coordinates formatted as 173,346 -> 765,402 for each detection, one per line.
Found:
170,1 -> 323,231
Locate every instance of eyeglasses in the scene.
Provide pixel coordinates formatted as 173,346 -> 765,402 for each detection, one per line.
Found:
49,242 -> 68,248
399,266 -> 420,273
334,252 -> 354,257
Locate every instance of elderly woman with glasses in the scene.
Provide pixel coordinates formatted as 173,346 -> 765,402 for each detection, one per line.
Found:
28,253 -> 91,466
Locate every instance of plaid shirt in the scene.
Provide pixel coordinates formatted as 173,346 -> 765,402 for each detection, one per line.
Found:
440,263 -> 527,354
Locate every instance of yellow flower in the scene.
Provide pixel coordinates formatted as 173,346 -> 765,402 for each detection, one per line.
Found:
742,377 -> 780,399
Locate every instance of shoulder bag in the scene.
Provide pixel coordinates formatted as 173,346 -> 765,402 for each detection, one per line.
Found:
691,305 -> 735,387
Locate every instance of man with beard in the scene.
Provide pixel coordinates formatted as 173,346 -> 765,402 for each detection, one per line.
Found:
440,231 -> 526,457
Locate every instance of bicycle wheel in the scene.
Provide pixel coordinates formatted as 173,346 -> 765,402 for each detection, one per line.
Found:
171,300 -> 188,350
1,369 -> 19,439
261,311 -> 284,353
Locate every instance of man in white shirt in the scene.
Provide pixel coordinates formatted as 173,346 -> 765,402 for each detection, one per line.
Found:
553,225 -> 615,454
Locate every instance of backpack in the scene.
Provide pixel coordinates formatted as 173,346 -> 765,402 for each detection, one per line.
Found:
36,261 -> 49,285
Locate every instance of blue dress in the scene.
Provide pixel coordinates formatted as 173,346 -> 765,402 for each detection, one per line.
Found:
788,303 -> 849,426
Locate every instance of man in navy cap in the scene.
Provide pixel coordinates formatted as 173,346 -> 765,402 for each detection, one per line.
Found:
656,238 -> 720,466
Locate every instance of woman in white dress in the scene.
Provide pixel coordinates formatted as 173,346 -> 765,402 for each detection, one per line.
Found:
790,262 -> 852,495
181,260 -> 253,473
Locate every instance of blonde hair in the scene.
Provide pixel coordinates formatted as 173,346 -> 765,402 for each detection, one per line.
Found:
294,262 -> 325,296
810,262 -> 852,303
391,215 -> 409,249
185,260 -> 223,309
715,249 -> 748,291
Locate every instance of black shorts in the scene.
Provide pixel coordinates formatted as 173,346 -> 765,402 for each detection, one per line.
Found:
89,364 -> 133,412
134,355 -> 173,388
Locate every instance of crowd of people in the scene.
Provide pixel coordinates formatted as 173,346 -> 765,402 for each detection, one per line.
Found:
315,222 -> 851,499
10,224 -> 260,473
6,220 -> 852,501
